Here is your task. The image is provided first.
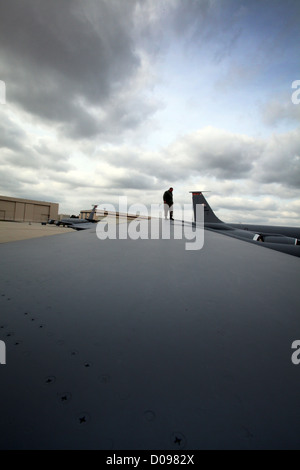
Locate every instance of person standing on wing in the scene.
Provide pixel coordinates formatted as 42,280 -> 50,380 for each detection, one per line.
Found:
163,187 -> 174,221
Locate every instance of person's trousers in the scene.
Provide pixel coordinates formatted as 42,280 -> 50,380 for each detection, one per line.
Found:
164,203 -> 173,219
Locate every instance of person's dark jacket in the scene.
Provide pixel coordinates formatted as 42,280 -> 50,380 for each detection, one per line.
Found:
163,190 -> 173,207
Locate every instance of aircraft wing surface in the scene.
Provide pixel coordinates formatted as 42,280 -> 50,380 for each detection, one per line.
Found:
0,223 -> 299,449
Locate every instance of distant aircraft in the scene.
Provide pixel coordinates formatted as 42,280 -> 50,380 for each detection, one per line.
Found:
191,192 -> 300,257
55,205 -> 98,230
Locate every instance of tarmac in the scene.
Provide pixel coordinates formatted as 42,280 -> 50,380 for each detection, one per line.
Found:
0,217 -> 132,244
0,222 -> 73,243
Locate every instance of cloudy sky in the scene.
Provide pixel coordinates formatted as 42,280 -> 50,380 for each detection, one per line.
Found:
0,0 -> 299,224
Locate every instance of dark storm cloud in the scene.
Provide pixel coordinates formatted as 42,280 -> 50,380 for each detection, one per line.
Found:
110,173 -> 160,191
94,127 -> 258,189
1,146 -> 71,172
49,173 -> 101,190
0,114 -> 26,152
0,0 -> 153,138
262,98 -> 300,127
97,126 -> 300,192
0,109 -> 72,172
165,127 -> 300,189
162,127 -> 258,181
214,197 -> 278,213
0,0 -> 299,224
0,167 -> 31,196
254,128 -> 300,189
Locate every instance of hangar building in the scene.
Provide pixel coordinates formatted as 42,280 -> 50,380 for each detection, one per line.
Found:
0,195 -> 58,223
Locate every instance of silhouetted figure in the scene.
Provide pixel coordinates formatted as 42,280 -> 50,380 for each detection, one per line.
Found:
163,187 -> 174,221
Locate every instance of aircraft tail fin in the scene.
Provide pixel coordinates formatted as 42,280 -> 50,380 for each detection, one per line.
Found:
191,192 -> 223,225
87,205 -> 98,221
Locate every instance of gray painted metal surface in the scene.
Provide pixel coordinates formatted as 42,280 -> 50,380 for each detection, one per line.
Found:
0,222 -> 300,449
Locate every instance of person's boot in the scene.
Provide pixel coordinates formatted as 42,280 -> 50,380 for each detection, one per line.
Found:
170,211 -> 174,221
